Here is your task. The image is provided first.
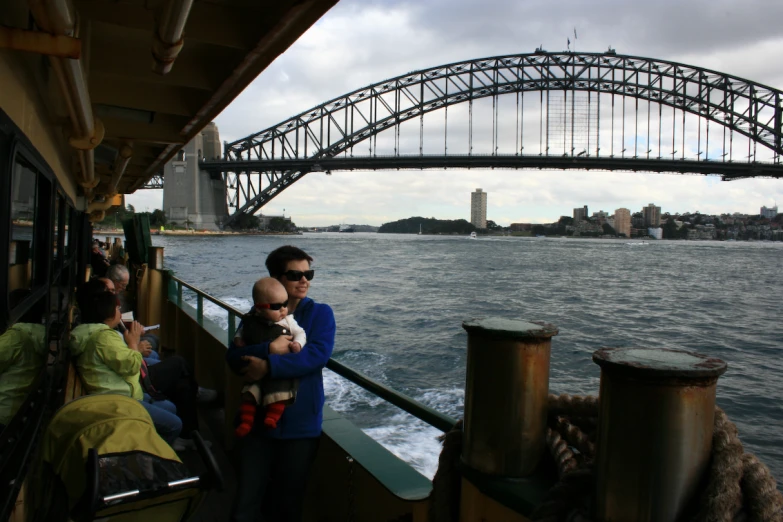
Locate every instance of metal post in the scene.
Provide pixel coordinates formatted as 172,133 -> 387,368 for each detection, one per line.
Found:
593,347 -> 727,522
461,318 -> 558,476
228,313 -> 236,345
148,246 -> 164,269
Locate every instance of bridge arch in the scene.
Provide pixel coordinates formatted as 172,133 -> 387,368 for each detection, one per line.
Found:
210,51 -> 783,225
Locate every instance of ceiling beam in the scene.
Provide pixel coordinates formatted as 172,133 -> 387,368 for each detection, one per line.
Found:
75,0 -> 262,50
89,24 -> 241,91
91,74 -> 210,116
100,115 -> 189,145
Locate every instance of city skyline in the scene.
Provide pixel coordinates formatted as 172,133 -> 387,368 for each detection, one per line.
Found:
127,0 -> 783,227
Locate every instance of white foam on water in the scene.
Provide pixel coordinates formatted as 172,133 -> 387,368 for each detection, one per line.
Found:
364,417 -> 443,479
326,370 -> 464,479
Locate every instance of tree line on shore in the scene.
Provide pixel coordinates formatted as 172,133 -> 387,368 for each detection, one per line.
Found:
103,205 -> 296,231
378,217 -> 503,234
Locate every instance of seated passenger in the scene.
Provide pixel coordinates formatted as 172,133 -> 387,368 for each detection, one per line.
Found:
69,291 -> 182,444
105,265 -> 160,362
90,240 -> 110,278
80,275 -> 210,450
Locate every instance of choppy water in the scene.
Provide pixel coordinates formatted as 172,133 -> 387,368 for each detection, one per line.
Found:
155,233 -> 783,481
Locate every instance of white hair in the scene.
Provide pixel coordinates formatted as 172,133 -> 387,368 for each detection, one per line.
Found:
106,264 -> 130,282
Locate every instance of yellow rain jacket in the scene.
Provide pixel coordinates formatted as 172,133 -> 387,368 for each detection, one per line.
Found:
69,323 -> 143,400
0,323 -> 47,425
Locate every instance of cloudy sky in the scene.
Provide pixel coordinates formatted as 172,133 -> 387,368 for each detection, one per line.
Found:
127,0 -> 783,227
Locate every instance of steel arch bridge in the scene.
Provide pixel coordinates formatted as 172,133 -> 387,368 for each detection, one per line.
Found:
197,51 -> 783,226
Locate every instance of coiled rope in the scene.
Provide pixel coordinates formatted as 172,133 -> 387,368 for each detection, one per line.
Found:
429,394 -> 783,522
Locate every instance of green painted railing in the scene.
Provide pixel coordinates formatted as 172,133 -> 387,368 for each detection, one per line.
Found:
167,274 -> 459,433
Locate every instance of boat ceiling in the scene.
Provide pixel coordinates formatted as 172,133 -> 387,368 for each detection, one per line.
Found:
75,0 -> 337,195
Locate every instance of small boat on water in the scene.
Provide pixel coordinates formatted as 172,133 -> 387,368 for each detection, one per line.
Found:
339,224 -> 355,233
418,224 -> 422,235
469,232 -> 477,239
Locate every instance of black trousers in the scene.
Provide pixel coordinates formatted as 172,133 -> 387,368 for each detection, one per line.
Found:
148,355 -> 198,437
231,436 -> 320,522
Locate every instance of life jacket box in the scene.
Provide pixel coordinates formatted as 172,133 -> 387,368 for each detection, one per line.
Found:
38,394 -> 221,522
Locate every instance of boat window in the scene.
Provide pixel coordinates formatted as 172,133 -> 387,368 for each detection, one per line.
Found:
9,155 -> 38,295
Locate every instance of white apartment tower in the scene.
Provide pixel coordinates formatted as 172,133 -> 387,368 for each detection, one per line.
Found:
471,188 -> 487,229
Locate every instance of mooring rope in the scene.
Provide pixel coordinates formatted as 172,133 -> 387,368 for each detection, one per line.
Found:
429,395 -> 783,522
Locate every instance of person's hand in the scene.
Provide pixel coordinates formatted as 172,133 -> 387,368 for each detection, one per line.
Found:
269,335 -> 293,355
124,321 -> 142,350
289,341 -> 302,353
138,340 -> 153,357
240,356 -> 268,381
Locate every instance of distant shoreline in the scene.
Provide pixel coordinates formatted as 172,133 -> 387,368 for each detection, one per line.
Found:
93,228 -> 302,237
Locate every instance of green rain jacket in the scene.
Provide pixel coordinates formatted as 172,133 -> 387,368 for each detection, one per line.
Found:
0,323 -> 47,425
69,323 -> 143,401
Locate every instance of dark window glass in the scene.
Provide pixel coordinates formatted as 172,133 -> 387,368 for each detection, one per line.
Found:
10,156 -> 38,293
63,199 -> 70,256
52,195 -> 60,267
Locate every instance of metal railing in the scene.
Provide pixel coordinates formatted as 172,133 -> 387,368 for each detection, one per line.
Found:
167,274 -> 459,433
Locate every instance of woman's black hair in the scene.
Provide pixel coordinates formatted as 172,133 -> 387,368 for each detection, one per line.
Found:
76,278 -> 113,323
265,245 -> 313,278
82,291 -> 117,324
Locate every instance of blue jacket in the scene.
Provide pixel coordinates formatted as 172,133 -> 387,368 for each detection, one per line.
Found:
226,297 -> 335,439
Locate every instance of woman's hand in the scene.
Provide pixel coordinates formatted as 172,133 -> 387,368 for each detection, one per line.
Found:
124,321 -> 143,351
241,356 -> 268,381
269,334 -> 293,355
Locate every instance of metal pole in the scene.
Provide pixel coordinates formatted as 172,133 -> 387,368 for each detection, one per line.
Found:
148,246 -> 164,269
593,347 -> 726,522
461,318 -> 558,476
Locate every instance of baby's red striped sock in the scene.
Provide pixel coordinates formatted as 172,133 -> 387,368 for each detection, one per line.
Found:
264,402 -> 286,429
235,402 -> 256,437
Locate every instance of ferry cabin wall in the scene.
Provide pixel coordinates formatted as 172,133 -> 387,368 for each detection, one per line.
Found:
0,34 -> 81,204
0,74 -> 89,519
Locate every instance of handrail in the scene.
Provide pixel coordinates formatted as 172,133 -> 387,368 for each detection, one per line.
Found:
169,274 -> 244,343
166,273 -> 459,433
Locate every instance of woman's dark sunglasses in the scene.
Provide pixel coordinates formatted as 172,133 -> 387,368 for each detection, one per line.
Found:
283,270 -> 314,281
255,300 -> 289,311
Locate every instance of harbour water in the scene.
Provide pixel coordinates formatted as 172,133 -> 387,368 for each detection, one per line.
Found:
156,233 -> 783,481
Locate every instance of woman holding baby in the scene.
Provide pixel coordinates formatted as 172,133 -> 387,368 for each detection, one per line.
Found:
226,245 -> 336,522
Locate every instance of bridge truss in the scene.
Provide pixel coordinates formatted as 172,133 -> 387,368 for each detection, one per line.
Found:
199,51 -> 783,226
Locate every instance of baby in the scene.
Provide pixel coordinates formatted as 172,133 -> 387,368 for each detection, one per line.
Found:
234,277 -> 306,436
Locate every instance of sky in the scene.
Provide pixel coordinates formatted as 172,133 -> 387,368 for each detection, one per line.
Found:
127,0 -> 783,227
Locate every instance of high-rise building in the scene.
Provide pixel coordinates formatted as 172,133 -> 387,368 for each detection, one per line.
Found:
470,189 -> 487,229
614,208 -> 631,237
643,203 -> 661,227
573,205 -> 588,221
761,205 -> 778,219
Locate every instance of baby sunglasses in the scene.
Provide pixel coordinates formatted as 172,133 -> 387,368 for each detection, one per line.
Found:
283,269 -> 315,281
255,300 -> 289,311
